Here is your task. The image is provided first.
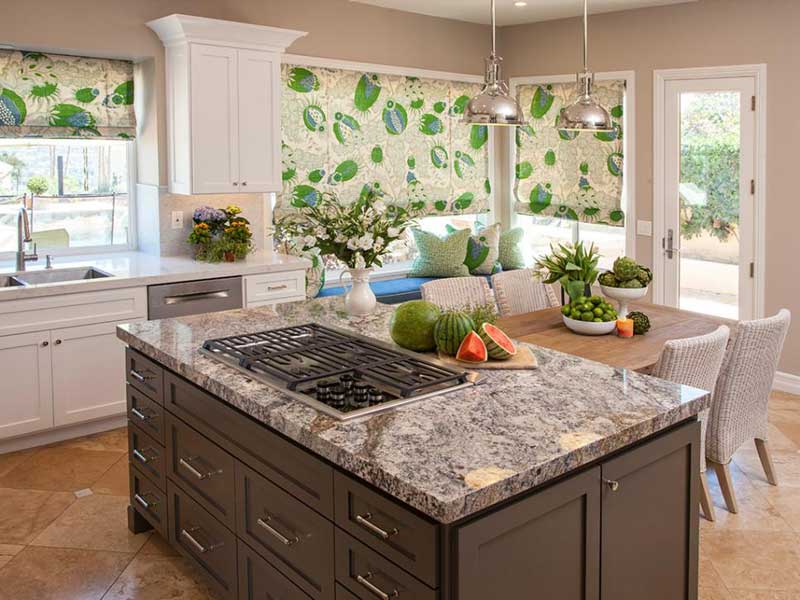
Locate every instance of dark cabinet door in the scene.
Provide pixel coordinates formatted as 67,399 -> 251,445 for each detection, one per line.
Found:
456,467 -> 600,600
601,421 -> 700,600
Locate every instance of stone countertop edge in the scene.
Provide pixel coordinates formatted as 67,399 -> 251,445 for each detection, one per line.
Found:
115,304 -> 711,524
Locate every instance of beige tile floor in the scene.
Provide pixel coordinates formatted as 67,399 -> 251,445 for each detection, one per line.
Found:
0,392 -> 797,599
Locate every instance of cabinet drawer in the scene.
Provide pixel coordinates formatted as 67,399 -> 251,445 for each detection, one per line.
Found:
236,462 -> 334,600
126,348 -> 164,403
165,372 -> 333,518
335,584 -> 359,600
244,271 -> 305,305
168,481 -> 237,600
128,424 -> 166,491
127,385 -> 165,444
130,465 -> 167,538
166,413 -> 236,530
334,472 -> 439,588
335,530 -> 437,600
238,539 -> 312,600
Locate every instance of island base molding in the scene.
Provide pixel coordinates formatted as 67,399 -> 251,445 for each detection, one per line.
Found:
124,347 -> 700,600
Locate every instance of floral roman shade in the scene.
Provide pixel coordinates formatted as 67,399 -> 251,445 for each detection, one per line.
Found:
513,80 -> 625,226
0,50 -> 136,139
276,64 -> 491,218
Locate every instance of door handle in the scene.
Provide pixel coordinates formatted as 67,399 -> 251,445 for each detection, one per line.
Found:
355,572 -> 399,600
664,228 -> 677,259
256,515 -> 299,546
180,526 -> 222,554
134,492 -> 157,510
130,407 -> 151,422
178,456 -> 220,480
355,512 -> 398,540
132,448 -> 153,464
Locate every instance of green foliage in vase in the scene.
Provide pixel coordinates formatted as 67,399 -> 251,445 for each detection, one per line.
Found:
534,241 -> 600,301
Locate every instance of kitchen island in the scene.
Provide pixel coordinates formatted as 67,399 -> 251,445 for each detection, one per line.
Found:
118,297 -> 709,600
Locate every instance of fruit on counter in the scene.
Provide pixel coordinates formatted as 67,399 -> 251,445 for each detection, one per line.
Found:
455,331 -> 488,364
627,311 -> 651,335
389,300 -> 442,352
434,311 -> 476,356
478,323 -> 517,360
561,295 -> 618,322
599,256 -> 653,289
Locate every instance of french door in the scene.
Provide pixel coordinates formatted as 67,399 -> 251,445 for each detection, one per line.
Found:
657,75 -> 757,320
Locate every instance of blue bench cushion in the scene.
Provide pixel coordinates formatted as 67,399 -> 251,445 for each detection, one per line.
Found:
318,277 -> 438,304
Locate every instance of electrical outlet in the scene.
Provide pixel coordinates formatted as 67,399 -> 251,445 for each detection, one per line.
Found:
171,211 -> 184,230
637,220 -> 652,237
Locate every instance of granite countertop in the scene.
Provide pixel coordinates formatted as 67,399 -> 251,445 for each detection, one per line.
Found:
117,297 -> 710,523
0,250 -> 309,300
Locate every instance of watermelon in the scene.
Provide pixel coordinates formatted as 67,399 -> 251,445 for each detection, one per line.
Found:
478,323 -> 517,360
434,311 -> 475,356
389,301 -> 442,352
455,331 -> 488,364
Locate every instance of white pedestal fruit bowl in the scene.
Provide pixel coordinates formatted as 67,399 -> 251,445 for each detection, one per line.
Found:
600,285 -> 648,319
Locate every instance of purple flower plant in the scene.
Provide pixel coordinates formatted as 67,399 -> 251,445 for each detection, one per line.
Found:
193,206 -> 227,225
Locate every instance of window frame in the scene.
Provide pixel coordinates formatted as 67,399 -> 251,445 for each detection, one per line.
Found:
0,138 -> 138,260
508,71 -> 636,260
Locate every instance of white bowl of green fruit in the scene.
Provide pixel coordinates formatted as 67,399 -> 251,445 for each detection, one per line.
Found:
561,295 -> 619,335
598,257 -> 652,317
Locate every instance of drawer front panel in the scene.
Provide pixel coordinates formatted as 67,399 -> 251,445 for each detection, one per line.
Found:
126,348 -> 164,403
166,412 -> 236,530
335,530 -> 437,600
168,481 -> 237,600
334,472 -> 438,587
238,539 -> 312,600
236,462 -> 334,600
335,584 -> 360,600
128,424 -> 166,491
244,271 -> 305,304
165,372 -> 333,518
127,385 -> 165,444
130,465 -> 167,537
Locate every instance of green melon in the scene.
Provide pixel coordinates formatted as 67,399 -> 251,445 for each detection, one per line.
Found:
478,323 -> 517,360
433,311 -> 475,356
389,301 -> 442,352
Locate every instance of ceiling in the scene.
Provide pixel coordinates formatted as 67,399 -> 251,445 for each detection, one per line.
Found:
350,0 -> 697,26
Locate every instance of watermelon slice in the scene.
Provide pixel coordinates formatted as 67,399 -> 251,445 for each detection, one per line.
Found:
479,323 -> 517,360
455,331 -> 488,364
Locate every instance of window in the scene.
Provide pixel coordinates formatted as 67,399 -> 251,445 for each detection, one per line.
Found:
0,138 -> 133,253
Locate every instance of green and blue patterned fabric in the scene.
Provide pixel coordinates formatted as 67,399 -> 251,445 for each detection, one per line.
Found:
498,227 -> 526,270
514,80 -> 625,226
409,228 -> 471,277
0,50 -> 135,139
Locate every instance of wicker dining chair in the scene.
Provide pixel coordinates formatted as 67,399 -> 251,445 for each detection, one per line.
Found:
420,277 -> 495,311
705,309 -> 791,514
491,269 -> 560,317
651,325 -> 731,521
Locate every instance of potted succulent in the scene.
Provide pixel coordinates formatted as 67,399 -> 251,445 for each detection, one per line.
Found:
534,241 -> 600,304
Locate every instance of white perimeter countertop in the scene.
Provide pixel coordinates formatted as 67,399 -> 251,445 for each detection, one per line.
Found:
0,250 -> 310,301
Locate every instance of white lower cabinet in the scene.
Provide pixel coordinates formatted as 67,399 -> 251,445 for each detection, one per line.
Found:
243,271 -> 306,308
0,332 -> 53,439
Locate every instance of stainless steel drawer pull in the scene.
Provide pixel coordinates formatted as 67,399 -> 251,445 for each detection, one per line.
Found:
129,368 -> 149,383
180,526 -> 222,554
178,457 -> 218,480
355,513 -> 399,540
356,572 -> 398,600
132,448 -> 153,464
130,407 -> 151,421
257,515 -> 299,546
163,290 -> 230,305
134,493 -> 157,510
267,284 -> 288,291
604,479 -> 621,492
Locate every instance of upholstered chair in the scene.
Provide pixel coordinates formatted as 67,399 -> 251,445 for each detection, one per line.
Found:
491,269 -> 560,317
420,277 -> 495,311
651,325 -> 730,521
706,309 -> 791,513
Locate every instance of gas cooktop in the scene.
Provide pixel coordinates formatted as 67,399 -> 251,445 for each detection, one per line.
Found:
200,323 -> 476,420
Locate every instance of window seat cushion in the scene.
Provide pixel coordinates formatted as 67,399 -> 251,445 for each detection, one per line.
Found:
317,275 -> 495,305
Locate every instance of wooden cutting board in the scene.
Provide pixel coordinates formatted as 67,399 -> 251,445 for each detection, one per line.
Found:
435,344 -> 538,370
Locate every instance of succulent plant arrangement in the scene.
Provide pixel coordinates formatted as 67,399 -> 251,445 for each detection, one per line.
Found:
534,241 -> 601,301
598,257 -> 653,289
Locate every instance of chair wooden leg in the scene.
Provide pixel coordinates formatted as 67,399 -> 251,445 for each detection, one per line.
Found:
755,438 -> 779,485
710,460 -> 739,514
699,471 -> 716,522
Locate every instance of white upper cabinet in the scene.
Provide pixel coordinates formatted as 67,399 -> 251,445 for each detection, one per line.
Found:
148,15 -> 306,195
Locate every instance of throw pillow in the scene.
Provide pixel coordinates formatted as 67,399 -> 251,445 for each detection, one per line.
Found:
498,227 -> 526,270
409,228 -> 471,277
465,223 -> 502,275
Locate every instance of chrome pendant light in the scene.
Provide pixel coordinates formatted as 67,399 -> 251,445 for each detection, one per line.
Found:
559,0 -> 614,132
463,0 -> 524,127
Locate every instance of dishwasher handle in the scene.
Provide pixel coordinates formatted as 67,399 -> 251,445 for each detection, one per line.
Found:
163,289 -> 231,305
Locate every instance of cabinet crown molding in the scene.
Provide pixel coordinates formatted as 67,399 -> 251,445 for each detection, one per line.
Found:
147,14 -> 307,52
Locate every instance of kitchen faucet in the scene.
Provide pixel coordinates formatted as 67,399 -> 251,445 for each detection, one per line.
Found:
16,207 -> 38,271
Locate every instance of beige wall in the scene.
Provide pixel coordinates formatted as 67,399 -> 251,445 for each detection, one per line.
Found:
499,0 -> 800,375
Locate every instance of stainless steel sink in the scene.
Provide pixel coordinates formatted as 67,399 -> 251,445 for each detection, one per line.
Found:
0,275 -> 25,287
13,267 -> 114,285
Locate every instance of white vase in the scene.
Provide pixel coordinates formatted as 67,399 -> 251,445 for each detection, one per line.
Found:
340,268 -> 377,315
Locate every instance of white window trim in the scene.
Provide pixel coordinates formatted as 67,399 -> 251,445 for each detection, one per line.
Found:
508,71 -> 636,260
0,139 -> 138,261
652,64 -> 767,318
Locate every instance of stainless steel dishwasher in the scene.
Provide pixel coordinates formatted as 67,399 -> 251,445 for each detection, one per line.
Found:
147,276 -> 243,319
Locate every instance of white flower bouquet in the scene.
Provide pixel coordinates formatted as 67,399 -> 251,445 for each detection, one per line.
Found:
275,188 -> 420,270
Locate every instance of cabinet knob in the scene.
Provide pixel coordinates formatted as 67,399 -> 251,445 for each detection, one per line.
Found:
604,479 -> 621,492
54,339 -> 62,345
41,341 -> 49,347
232,182 -> 238,186
241,181 -> 247,186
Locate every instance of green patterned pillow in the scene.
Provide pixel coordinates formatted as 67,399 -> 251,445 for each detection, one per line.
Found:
499,227 -> 526,270
465,224 -> 502,275
409,228 -> 471,277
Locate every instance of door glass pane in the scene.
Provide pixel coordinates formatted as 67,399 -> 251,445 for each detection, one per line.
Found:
678,91 -> 741,319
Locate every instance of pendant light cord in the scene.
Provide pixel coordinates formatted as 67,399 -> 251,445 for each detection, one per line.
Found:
491,0 -> 497,56
582,0 -> 589,72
